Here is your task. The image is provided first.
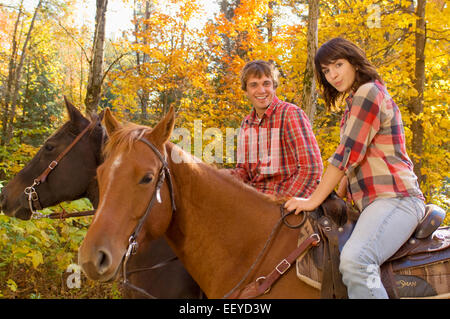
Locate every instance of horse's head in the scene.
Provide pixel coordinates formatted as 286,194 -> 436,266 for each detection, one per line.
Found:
0,97 -> 105,220
78,107 -> 176,282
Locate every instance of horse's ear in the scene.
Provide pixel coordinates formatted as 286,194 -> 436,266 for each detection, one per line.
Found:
147,106 -> 175,145
98,108 -> 105,121
64,96 -> 86,124
103,107 -> 122,135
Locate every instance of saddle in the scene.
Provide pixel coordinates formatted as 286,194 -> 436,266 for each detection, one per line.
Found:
296,193 -> 450,299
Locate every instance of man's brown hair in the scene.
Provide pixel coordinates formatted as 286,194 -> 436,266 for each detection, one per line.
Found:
240,60 -> 280,91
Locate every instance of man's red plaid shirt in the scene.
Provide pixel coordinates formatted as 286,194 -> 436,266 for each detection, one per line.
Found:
231,96 -> 323,198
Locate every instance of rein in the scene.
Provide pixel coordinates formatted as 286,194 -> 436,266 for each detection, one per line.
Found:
24,120 -> 99,220
120,137 -> 177,299
222,206 -> 313,299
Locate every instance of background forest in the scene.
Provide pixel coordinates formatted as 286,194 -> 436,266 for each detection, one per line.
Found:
0,0 -> 448,298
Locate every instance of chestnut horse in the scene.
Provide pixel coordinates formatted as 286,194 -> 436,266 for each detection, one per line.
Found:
0,98 -> 202,299
78,107 -> 321,298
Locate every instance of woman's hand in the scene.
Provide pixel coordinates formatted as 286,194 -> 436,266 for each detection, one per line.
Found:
285,164 -> 345,215
284,197 -> 319,215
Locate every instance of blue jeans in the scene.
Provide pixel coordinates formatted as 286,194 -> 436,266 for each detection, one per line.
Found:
339,196 -> 425,299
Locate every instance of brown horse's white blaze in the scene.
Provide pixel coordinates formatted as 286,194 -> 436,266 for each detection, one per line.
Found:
78,107 -> 320,298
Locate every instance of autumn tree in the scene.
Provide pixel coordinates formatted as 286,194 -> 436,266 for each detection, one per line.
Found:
1,0 -> 43,146
107,0 -> 208,124
301,0 -> 319,123
84,0 -> 108,114
409,0 -> 426,185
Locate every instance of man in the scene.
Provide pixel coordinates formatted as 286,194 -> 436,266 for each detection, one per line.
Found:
230,60 -> 323,198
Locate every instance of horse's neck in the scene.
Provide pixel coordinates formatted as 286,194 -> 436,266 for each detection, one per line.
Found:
87,137 -> 104,209
86,178 -> 99,209
165,144 -> 281,296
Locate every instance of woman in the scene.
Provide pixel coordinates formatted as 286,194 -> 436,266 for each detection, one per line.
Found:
285,37 -> 425,298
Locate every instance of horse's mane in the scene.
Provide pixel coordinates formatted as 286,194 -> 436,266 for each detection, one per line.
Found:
103,122 -> 149,158
213,167 -> 288,205
169,143 -> 286,206
103,123 -> 288,206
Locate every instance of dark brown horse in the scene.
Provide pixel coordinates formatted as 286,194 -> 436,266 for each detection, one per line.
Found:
78,107 -> 321,298
0,98 -> 202,299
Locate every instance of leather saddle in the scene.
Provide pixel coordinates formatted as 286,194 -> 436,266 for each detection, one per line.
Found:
298,193 -> 450,298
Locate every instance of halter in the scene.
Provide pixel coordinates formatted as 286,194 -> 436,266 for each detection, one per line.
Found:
120,137 -> 177,298
24,119 -> 99,219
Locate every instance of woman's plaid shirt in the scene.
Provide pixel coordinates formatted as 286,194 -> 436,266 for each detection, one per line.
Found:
231,96 -> 323,198
329,81 -> 424,211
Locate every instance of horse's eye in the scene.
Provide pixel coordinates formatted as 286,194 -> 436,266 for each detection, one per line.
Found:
44,144 -> 54,152
139,175 -> 153,185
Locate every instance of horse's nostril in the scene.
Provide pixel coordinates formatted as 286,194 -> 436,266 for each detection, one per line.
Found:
96,249 -> 112,275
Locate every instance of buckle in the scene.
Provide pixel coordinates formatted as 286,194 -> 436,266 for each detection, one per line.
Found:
275,259 -> 291,275
48,160 -> 58,170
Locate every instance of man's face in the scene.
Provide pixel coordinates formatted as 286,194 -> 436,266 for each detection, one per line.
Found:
245,74 -> 275,117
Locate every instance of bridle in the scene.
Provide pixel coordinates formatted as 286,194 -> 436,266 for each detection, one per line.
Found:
120,137 -> 177,298
24,119 -> 99,219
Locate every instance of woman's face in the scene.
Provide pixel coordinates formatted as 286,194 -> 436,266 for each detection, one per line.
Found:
321,58 -> 356,93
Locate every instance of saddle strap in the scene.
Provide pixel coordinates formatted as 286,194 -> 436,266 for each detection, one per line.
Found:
229,233 -> 320,299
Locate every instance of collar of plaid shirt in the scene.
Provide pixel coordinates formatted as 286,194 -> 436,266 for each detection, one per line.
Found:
245,96 -> 282,125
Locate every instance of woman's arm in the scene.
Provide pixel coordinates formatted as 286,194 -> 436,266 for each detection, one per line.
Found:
284,164 -> 344,214
336,175 -> 348,199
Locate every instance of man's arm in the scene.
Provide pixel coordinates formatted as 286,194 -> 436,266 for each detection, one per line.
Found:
283,107 -> 323,197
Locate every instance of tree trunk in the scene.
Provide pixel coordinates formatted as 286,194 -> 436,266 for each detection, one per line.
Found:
135,0 -> 151,121
1,1 -> 22,146
301,0 -> 319,124
1,0 -> 42,146
85,0 -> 108,115
409,0 -> 426,186
267,1 -> 275,42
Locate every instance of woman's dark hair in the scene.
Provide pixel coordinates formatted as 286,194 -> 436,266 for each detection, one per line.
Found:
314,37 -> 383,109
